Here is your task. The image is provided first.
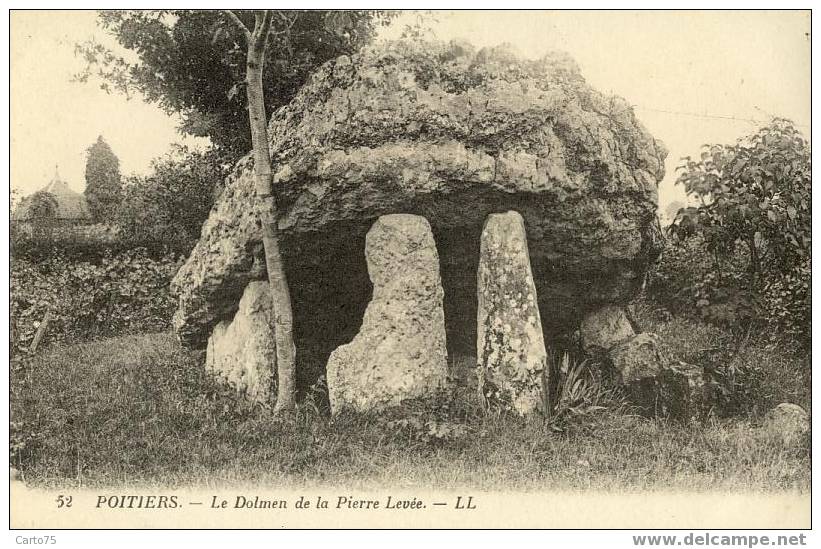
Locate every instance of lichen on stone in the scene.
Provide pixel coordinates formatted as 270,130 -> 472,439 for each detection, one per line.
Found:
172,39 -> 668,357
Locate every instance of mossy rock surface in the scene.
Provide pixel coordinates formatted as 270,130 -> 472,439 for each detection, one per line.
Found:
172,40 -> 667,368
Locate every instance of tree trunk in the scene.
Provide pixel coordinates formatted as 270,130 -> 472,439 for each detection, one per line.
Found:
245,12 -> 296,413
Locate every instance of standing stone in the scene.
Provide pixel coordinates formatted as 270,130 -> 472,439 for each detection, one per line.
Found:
477,211 -> 547,415
326,214 -> 448,413
580,305 -> 635,355
205,281 -> 276,403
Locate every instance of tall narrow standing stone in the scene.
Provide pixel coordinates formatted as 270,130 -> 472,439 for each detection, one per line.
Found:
477,211 -> 547,415
326,214 -> 448,413
205,281 -> 276,403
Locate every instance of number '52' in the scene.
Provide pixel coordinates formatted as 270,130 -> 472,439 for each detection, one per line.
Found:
56,495 -> 73,508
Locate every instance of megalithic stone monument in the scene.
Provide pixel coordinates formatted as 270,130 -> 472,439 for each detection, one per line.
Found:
326,214 -> 449,413
477,211 -> 547,415
205,280 -> 277,403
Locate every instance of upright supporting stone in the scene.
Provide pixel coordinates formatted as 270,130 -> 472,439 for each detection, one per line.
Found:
477,211 -> 547,415
326,214 -> 448,413
205,281 -> 276,403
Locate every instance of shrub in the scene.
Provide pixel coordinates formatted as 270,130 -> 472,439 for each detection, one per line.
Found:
10,222 -> 122,260
115,145 -> 227,254
653,119 -> 810,348
648,235 -> 764,334
650,232 -> 809,347
759,259 -> 810,348
10,249 -> 181,354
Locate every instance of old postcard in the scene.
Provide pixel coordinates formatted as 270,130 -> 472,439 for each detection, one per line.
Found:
7,7 -> 812,535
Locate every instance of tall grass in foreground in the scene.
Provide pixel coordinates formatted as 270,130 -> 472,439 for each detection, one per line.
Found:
10,328 -> 809,491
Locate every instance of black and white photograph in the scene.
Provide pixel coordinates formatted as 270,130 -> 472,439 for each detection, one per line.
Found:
7,6 -> 813,536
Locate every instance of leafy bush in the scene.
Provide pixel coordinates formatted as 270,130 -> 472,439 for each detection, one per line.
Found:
115,145 -> 227,254
10,249 -> 181,354
652,119 -> 810,347
648,235 -> 764,332
759,259 -> 810,346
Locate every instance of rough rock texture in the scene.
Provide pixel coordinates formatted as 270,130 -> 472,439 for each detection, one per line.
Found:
171,40 -> 667,384
205,281 -> 276,402
580,305 -> 635,355
762,403 -> 810,446
654,361 -> 706,422
325,214 -> 448,413
609,332 -> 667,384
477,211 -> 547,415
173,158 -> 267,347
608,333 -> 706,421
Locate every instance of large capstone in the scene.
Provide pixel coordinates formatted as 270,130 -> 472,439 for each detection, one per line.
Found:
205,281 -> 276,402
171,40 -> 667,389
325,214 -> 448,413
477,211 -> 546,415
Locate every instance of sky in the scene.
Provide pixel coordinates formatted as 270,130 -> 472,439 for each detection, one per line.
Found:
10,11 -> 208,198
10,10 -> 811,214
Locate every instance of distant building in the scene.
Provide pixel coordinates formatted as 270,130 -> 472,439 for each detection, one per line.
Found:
12,166 -> 91,225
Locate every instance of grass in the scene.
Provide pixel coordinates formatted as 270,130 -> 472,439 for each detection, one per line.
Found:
10,325 -> 810,492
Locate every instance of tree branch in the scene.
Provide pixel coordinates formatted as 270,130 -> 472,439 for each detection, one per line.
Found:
223,10 -> 251,42
259,10 -> 275,40
251,10 -> 275,53
278,11 -> 299,31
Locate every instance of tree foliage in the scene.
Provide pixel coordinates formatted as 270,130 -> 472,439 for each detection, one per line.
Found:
84,135 -> 123,222
75,10 -> 395,161
671,119 -> 810,282
116,145 -> 226,253
660,119 -> 810,347
27,191 -> 59,221
18,191 -> 61,244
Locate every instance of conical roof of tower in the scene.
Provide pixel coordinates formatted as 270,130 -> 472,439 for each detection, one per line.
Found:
12,166 -> 92,221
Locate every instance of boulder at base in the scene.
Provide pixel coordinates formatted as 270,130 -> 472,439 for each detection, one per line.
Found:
477,211 -> 547,415
171,40 -> 667,390
580,305 -> 635,355
325,214 -> 448,413
609,332 -> 667,384
609,333 -> 706,421
761,403 -> 810,446
205,281 -> 276,403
